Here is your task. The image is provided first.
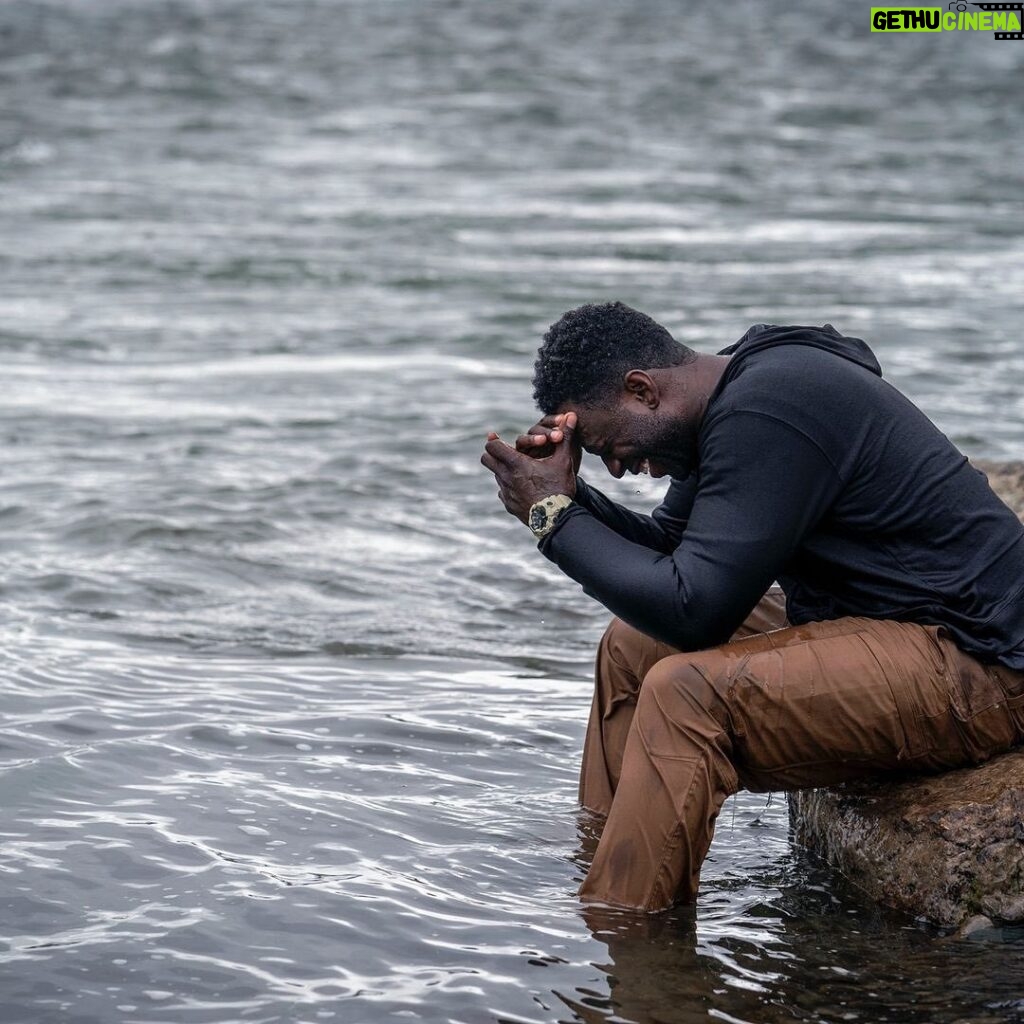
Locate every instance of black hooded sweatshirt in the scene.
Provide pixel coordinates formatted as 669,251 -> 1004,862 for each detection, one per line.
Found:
540,324 -> 1024,669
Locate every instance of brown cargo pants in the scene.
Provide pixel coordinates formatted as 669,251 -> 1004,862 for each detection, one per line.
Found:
579,589 -> 1024,912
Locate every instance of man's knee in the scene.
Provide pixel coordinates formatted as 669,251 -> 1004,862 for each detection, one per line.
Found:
595,617 -> 679,704
599,617 -> 651,670
637,654 -> 732,735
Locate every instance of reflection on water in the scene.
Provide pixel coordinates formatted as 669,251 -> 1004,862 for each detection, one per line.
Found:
7,637 -> 1024,1023
1,0 -> 1023,1020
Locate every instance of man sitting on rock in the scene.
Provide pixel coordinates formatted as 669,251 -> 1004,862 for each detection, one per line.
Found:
480,301 -> 1024,913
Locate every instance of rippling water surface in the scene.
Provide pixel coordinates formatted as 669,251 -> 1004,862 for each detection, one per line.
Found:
2,1 -> 1024,1021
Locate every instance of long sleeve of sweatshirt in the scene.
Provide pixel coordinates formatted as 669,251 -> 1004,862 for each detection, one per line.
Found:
572,474 -> 697,554
540,411 -> 843,650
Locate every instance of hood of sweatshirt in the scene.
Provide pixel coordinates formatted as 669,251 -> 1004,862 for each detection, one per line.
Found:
715,323 -> 882,384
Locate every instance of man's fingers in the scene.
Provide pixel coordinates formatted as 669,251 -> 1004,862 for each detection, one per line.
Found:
515,432 -> 546,451
481,450 -> 506,476
480,450 -> 519,489
515,428 -> 564,454
549,412 -> 578,461
483,434 -> 524,467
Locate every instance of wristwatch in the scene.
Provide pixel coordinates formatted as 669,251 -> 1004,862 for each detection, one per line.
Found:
528,494 -> 574,540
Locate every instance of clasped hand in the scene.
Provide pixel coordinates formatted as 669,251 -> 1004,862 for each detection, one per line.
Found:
480,412 -> 581,525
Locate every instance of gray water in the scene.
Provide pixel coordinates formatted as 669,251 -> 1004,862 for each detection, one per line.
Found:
2,1 -> 1024,1021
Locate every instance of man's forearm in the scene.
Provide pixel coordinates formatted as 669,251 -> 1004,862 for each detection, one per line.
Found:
538,506 -> 748,650
542,410 -> 845,651
572,476 -> 693,554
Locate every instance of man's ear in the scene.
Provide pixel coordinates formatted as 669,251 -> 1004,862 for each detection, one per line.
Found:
623,370 -> 659,409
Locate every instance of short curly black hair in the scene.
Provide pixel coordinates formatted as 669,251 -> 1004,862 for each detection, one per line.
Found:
532,302 -> 695,413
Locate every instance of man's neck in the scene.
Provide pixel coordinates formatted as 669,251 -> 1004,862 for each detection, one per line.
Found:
677,353 -> 732,424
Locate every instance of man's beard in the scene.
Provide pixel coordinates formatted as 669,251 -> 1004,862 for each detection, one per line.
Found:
636,413 -> 699,479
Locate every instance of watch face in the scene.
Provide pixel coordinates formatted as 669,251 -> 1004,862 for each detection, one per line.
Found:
529,505 -> 548,534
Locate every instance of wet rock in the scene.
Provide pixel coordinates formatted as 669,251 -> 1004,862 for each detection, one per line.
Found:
975,459 -> 1024,518
789,752 -> 1024,928
956,914 -> 995,939
788,461 -> 1024,930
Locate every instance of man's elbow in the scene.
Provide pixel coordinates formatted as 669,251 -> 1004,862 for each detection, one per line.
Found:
661,603 -> 743,652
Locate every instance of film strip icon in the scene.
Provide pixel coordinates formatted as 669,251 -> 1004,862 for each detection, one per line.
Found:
968,1 -> 1024,38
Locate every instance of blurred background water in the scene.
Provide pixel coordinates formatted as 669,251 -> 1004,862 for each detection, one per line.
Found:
1,1 -> 1023,1021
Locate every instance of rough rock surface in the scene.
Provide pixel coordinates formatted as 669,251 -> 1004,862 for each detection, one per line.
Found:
976,460 -> 1024,517
788,461 -> 1024,930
